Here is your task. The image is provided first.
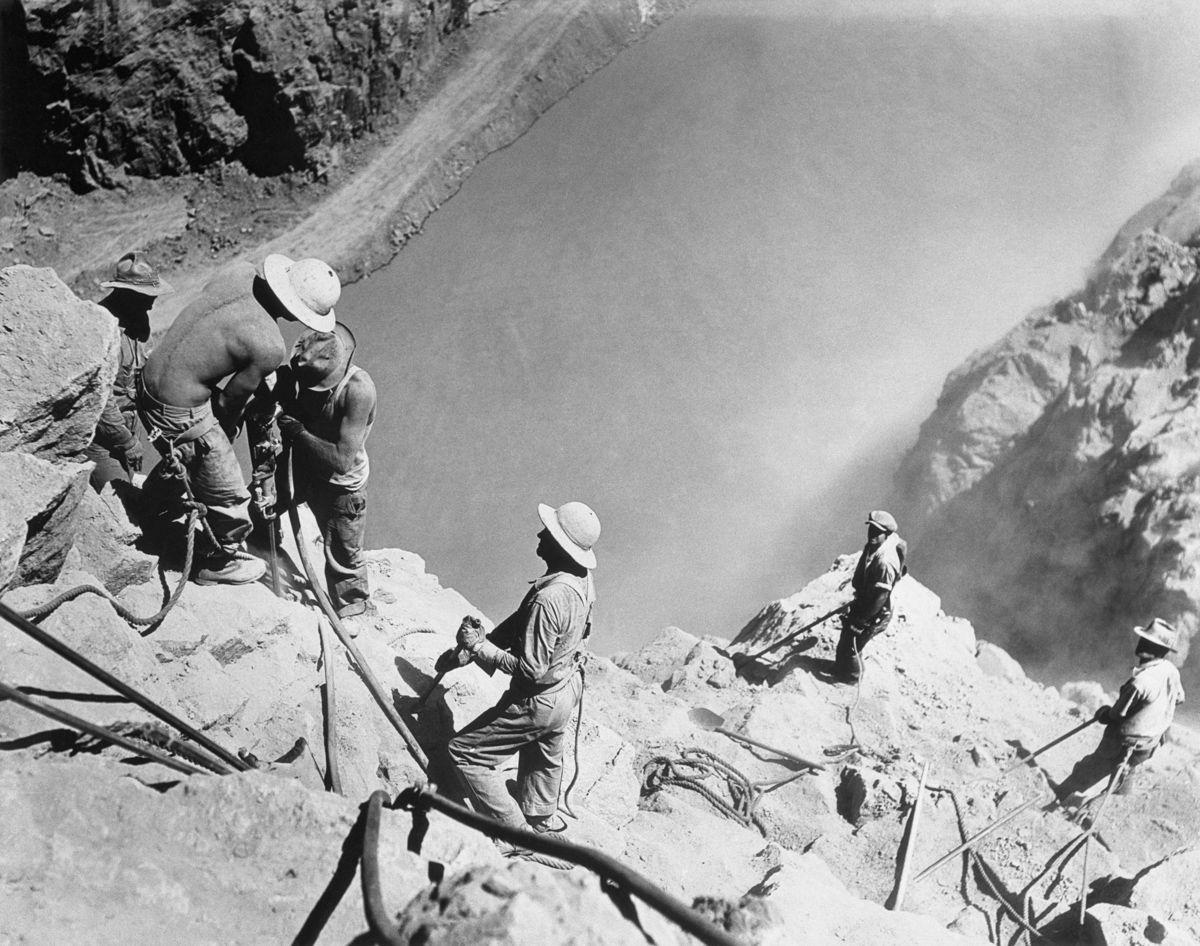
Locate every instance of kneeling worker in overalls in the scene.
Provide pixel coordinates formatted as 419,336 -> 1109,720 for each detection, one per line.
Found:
1055,618 -> 1185,807
834,510 -> 907,683
444,501 -> 599,841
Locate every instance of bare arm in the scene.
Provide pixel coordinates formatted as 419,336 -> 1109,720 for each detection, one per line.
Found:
215,334 -> 286,436
285,372 -> 376,478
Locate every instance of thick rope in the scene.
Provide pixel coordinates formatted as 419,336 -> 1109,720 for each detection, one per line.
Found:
560,662 -> 586,819
13,508 -> 200,628
643,747 -> 767,834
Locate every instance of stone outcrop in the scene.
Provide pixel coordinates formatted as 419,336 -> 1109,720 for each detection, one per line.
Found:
11,0 -> 512,189
894,162 -> 1200,689
0,451 -> 90,590
0,265 -> 118,461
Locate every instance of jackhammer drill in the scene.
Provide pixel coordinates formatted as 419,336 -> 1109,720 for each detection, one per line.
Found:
248,417 -> 283,597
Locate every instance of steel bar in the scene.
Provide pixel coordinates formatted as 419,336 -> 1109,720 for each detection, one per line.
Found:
913,798 -> 1038,884
0,601 -> 245,772
733,604 -> 849,664
0,680 -> 205,777
318,617 -> 343,794
890,761 -> 930,910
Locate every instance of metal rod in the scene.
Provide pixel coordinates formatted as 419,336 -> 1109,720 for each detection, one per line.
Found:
283,449 -> 429,774
1078,751 -> 1131,928
734,603 -> 849,664
1001,718 -> 1096,777
0,601 -> 245,772
397,785 -> 747,946
318,617 -> 343,794
890,761 -> 930,910
415,669 -> 448,708
718,728 -> 825,771
913,798 -> 1038,884
0,680 -> 205,777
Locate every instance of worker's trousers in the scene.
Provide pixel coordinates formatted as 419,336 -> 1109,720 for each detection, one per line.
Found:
1056,729 -> 1156,802
834,607 -> 892,682
299,479 -> 369,616
137,386 -> 252,561
448,672 -> 583,828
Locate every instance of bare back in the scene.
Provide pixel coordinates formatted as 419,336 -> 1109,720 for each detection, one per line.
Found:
143,261 -> 286,409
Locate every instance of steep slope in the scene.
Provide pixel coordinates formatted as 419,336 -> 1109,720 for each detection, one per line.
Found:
895,162 -> 1200,691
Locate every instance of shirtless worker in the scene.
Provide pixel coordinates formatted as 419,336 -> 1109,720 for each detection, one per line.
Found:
833,510 -> 907,683
85,253 -> 172,490
137,254 -> 340,585
444,501 -> 600,847
1055,618 -> 1186,807
249,323 -> 376,619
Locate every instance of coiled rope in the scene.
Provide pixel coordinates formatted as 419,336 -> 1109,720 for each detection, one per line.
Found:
643,747 -> 768,834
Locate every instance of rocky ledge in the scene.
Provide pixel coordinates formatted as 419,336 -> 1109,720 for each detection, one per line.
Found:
3,266 -> 1198,945
895,161 -> 1200,693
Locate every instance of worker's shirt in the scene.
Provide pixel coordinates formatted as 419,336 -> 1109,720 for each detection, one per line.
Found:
475,571 -> 594,695
850,532 -> 906,606
273,364 -> 373,492
1110,657 -> 1185,743
94,328 -> 147,453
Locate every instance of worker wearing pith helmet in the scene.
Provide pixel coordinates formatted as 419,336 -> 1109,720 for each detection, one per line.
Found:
833,510 -> 907,683
445,500 -> 599,852
138,253 -> 339,585
1055,618 -> 1186,806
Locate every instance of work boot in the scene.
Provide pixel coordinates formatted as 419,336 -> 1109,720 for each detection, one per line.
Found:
194,553 -> 267,586
526,813 -> 568,835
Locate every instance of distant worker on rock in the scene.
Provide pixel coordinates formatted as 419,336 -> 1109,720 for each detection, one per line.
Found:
249,322 -> 376,619
137,254 -> 340,585
1055,618 -> 1185,806
444,501 -> 599,842
834,510 -> 907,684
85,253 -> 172,490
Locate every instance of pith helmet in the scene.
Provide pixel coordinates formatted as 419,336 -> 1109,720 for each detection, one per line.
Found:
538,501 -> 600,570
1134,617 -> 1179,652
101,252 -> 173,297
866,509 -> 898,533
262,254 -> 339,332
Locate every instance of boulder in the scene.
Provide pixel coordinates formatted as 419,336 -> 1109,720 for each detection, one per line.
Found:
69,485 -> 157,593
0,450 -> 90,590
1126,849 -> 1200,941
1085,904 -> 1200,946
0,265 -> 118,460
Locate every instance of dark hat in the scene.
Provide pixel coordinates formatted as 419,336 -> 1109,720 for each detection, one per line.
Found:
865,510 -> 898,533
100,252 -> 173,297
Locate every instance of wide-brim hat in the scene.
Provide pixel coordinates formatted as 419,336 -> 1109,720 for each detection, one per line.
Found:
100,252 -> 173,297
538,501 -> 599,570
262,253 -> 338,332
1134,617 -> 1179,652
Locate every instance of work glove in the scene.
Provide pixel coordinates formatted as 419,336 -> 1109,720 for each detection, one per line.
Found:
251,474 -> 277,514
120,440 -> 144,474
456,615 -> 485,653
1093,705 -> 1112,724
277,413 -> 305,442
434,647 -> 472,675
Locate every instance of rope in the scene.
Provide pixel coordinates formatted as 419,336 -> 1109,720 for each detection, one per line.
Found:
560,663 -> 586,819
12,507 -> 200,628
643,747 -> 767,834
0,679 -> 205,777
0,601 -> 247,772
396,784 -> 747,946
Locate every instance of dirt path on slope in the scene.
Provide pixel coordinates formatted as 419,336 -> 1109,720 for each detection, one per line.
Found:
0,0 -> 690,328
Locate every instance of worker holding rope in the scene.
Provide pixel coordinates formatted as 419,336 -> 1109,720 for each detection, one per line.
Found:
1054,617 -> 1186,809
136,254 -> 341,585
833,510 -> 907,684
444,501 -> 599,848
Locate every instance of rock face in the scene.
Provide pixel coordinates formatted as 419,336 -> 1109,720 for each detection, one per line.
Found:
11,0 -> 511,188
0,451 -> 90,590
894,162 -> 1200,688
0,265 -> 118,461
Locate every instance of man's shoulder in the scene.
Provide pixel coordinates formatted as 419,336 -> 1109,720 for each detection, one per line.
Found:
344,366 -> 377,401
533,573 -> 590,610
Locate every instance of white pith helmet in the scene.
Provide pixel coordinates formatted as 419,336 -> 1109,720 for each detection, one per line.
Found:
538,501 -> 600,569
262,254 -> 340,332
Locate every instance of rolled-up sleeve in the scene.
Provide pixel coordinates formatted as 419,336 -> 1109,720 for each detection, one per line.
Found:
473,588 -> 568,686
